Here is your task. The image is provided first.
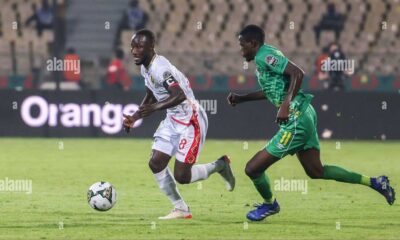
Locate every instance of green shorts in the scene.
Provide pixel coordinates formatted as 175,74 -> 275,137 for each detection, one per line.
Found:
266,104 -> 320,159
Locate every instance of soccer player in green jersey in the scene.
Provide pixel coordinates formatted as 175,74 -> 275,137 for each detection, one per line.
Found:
227,25 -> 395,221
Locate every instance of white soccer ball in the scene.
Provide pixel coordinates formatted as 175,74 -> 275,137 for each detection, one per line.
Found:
87,181 -> 117,211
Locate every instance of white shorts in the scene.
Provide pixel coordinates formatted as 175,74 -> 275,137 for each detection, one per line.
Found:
152,109 -> 208,164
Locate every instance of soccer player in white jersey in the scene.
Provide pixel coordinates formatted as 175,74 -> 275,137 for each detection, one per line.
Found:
123,29 -> 235,220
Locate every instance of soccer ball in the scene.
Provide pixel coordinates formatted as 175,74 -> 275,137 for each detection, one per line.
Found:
87,181 -> 117,211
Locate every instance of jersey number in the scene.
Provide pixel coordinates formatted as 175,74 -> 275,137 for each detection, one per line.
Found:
179,139 -> 187,150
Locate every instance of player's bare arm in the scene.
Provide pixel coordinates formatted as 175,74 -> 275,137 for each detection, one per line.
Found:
138,84 -> 186,117
227,90 -> 265,106
123,84 -> 185,131
276,60 -> 304,125
123,87 -> 156,131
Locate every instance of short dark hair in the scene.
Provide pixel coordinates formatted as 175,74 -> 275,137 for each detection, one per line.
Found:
239,25 -> 265,44
133,29 -> 156,45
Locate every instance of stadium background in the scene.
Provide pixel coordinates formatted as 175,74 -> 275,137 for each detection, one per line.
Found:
0,0 -> 399,139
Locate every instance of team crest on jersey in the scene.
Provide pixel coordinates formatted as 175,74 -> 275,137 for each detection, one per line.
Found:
265,55 -> 278,67
163,71 -> 173,80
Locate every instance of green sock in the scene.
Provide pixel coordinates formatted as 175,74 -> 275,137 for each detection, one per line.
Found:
251,172 -> 275,203
323,165 -> 370,186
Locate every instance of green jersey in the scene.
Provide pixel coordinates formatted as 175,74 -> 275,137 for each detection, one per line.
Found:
254,44 -> 312,112
254,44 -> 320,158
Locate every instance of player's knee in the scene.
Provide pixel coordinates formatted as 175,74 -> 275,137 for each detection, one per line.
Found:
306,168 -> 324,179
148,159 -> 163,173
245,163 -> 257,178
174,172 -> 191,184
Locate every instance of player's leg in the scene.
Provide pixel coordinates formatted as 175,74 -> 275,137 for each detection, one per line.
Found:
299,104 -> 395,204
245,149 -> 281,221
297,148 -> 395,205
149,148 -> 190,215
148,149 -> 170,173
173,155 -> 234,187
296,148 -> 369,182
245,149 -> 279,203
173,161 -> 193,184
173,159 -> 222,183
151,119 -> 192,219
173,111 -> 235,190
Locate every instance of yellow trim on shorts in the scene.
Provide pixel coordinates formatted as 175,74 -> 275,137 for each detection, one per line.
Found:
283,132 -> 292,145
280,131 -> 288,144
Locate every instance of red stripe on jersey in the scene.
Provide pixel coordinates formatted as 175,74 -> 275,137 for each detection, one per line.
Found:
168,82 -> 179,88
184,113 -> 201,164
171,116 -> 191,126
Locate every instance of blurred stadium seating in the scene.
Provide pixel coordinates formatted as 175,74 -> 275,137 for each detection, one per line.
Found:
120,0 -> 400,76
0,0 -> 399,89
0,0 -> 57,79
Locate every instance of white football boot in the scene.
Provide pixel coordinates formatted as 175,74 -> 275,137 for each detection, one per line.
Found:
158,208 -> 192,220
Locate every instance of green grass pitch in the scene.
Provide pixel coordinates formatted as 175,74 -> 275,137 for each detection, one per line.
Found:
0,138 -> 399,240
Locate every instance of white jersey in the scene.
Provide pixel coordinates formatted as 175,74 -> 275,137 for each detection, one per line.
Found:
140,54 -> 199,123
141,54 -> 208,163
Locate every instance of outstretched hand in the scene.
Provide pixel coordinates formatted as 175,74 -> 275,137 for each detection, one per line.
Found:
122,114 -> 136,133
227,92 -> 241,106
